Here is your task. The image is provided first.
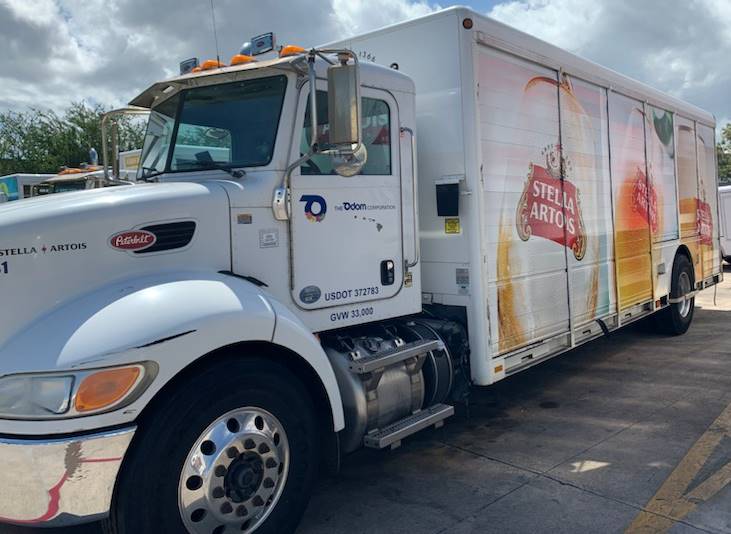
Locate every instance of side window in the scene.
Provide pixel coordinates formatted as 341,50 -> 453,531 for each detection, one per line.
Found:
301,91 -> 391,175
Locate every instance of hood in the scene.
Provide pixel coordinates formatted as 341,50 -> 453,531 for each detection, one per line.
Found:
0,182 -> 231,350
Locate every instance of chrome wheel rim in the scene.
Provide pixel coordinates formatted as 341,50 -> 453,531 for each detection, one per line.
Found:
678,271 -> 692,318
179,407 -> 290,534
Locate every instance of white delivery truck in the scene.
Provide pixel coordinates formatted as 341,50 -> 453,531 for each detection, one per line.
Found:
0,7 -> 722,534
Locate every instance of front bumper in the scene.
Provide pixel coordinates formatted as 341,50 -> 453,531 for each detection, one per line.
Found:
0,426 -> 135,527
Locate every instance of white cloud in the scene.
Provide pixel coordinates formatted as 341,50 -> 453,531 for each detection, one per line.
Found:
489,0 -> 601,50
0,0 -> 729,134
330,0 -> 437,37
0,0 -> 439,112
488,0 -> 731,130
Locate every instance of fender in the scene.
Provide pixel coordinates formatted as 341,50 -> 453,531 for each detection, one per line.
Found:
268,298 -> 345,431
0,271 -> 344,436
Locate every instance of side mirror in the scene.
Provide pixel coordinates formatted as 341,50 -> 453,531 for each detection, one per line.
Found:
327,56 -> 367,176
332,144 -> 368,177
327,60 -> 359,145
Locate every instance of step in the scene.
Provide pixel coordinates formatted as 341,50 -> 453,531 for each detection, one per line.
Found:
349,339 -> 444,374
364,403 -> 454,450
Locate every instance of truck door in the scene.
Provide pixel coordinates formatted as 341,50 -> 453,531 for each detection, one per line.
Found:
289,85 -> 404,310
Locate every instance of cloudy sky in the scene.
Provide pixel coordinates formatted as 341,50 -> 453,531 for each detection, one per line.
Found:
1,0 -> 729,129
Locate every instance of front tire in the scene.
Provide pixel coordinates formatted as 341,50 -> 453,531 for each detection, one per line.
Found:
105,357 -> 319,534
655,254 -> 695,335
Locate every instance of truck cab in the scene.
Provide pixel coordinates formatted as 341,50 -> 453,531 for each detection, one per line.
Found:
0,42 -> 454,534
129,49 -> 421,332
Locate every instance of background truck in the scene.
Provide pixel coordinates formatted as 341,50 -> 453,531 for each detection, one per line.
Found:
0,7 -> 721,534
29,149 -> 142,197
0,173 -> 55,201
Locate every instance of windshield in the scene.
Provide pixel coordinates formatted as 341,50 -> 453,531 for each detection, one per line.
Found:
138,75 -> 288,179
53,181 -> 88,193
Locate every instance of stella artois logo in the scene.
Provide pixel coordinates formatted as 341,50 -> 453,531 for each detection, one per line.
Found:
698,200 -> 713,246
631,167 -> 659,234
516,144 -> 587,260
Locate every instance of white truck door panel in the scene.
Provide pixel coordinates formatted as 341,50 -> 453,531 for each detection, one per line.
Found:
290,85 -> 403,310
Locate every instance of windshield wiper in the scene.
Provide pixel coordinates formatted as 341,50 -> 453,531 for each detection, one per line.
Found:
186,160 -> 246,178
139,168 -> 165,182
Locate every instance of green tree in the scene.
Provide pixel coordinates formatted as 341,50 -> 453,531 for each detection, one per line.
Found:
0,102 -> 145,176
719,123 -> 731,185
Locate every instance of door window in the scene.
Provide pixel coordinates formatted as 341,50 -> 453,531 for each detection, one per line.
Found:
300,91 -> 391,176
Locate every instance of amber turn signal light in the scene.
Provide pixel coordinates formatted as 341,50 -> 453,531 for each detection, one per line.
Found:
279,45 -> 306,58
75,366 -> 141,413
230,54 -> 256,66
200,59 -> 227,71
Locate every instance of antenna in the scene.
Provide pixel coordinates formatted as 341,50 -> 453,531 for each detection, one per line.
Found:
209,0 -> 221,65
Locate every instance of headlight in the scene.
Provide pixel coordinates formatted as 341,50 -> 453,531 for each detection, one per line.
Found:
0,363 -> 154,420
0,375 -> 74,417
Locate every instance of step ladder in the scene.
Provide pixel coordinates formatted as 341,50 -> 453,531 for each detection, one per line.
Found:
364,403 -> 454,450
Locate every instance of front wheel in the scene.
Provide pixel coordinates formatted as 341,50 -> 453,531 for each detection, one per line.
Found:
655,254 -> 695,335
105,357 -> 320,534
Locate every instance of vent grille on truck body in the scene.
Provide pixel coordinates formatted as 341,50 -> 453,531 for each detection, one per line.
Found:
135,221 -> 196,254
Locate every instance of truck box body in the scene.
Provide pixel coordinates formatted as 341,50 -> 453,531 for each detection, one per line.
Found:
332,7 -> 721,385
0,174 -> 55,201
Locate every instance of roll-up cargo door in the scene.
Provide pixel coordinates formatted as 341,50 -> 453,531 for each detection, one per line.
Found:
477,46 -> 571,356
558,75 -> 618,330
696,123 -> 721,281
608,92 -> 654,310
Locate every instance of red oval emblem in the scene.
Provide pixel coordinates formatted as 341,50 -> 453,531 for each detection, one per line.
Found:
110,230 -> 157,251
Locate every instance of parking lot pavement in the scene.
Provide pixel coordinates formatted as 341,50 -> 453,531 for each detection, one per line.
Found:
6,270 -> 731,534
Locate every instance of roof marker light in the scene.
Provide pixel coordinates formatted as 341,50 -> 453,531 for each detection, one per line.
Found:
200,59 -> 227,71
230,54 -> 256,66
279,45 -> 306,58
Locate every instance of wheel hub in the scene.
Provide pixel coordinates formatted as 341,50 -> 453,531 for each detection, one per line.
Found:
226,452 -> 265,503
678,271 -> 692,318
179,408 -> 290,534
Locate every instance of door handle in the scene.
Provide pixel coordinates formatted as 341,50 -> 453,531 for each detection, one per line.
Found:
401,126 -> 420,269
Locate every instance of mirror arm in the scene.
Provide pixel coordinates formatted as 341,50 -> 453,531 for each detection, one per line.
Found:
273,47 -> 364,220
273,51 -> 321,221
101,113 -> 111,182
307,51 -> 319,153
101,106 -> 150,185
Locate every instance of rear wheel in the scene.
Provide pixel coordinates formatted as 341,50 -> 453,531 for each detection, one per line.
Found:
104,357 -> 319,534
655,254 -> 695,335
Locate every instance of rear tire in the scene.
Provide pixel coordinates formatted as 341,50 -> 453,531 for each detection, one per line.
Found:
104,357 -> 320,534
655,254 -> 695,335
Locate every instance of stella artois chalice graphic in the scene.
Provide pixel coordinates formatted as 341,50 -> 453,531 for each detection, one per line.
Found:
495,71 -> 605,354
515,143 -> 587,261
